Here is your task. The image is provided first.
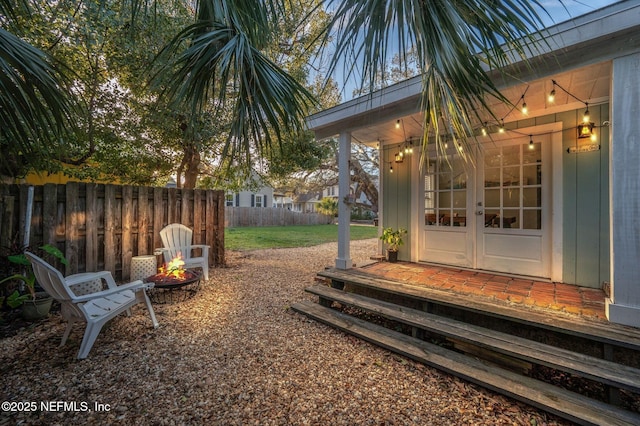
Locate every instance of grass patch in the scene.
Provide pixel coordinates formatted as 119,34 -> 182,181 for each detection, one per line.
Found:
225,224 -> 377,251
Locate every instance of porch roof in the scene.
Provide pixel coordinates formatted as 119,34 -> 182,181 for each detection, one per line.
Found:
307,0 -> 640,146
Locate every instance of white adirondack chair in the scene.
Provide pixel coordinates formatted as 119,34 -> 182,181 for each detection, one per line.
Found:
157,223 -> 210,280
25,252 -> 159,360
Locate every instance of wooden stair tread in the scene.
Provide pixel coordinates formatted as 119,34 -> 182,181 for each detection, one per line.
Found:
306,284 -> 640,393
292,300 -> 640,426
317,268 -> 640,351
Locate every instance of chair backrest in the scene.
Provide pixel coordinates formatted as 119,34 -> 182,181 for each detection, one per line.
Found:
24,252 -> 75,302
160,223 -> 194,260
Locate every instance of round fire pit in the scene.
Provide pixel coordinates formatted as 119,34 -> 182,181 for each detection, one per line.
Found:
145,269 -> 201,304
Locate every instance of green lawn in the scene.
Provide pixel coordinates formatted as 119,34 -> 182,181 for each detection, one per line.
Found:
225,224 -> 377,251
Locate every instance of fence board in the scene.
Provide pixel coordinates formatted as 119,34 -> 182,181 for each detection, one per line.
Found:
65,182 -> 80,275
86,184 -> 98,272
122,186 -> 134,280
153,187 -> 163,251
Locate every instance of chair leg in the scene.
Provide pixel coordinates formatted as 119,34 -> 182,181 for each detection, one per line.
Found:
60,320 -> 75,347
202,263 -> 209,281
142,292 -> 159,328
77,321 -> 105,359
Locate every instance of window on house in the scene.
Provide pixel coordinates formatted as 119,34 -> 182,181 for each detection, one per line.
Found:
255,194 -> 263,208
226,194 -> 234,207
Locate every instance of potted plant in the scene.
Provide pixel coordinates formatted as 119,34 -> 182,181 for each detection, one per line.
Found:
0,244 -> 68,320
379,227 -> 407,262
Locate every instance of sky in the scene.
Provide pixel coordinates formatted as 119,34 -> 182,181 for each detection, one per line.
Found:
538,0 -> 621,25
336,0 -> 622,101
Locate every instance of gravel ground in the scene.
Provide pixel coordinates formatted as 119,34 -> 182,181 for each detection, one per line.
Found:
0,239 -> 570,425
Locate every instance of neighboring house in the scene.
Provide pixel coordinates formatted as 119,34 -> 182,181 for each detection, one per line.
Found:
292,192 -> 321,213
306,1 -> 640,328
273,192 -> 293,209
225,175 -> 274,208
322,183 -> 375,209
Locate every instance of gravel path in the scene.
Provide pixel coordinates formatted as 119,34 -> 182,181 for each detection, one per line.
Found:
0,239 -> 569,425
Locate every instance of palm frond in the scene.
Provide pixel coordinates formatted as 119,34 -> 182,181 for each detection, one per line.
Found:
325,0 -> 551,163
0,28 -> 77,176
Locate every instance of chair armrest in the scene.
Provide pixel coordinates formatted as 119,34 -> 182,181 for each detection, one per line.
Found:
190,244 -> 210,249
70,280 -> 153,303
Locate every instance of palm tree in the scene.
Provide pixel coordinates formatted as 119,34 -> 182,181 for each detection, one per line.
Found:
0,1 -> 77,178
154,0 -> 317,168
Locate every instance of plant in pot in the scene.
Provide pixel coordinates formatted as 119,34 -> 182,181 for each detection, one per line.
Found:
0,244 -> 68,320
379,227 -> 407,262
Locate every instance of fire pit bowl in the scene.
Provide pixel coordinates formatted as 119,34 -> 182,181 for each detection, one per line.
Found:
145,269 -> 201,304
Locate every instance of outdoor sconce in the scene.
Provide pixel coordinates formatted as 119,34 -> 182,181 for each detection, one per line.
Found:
577,122 -> 595,139
395,152 -> 404,163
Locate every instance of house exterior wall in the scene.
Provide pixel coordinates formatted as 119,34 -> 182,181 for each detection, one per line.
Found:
381,144 -> 413,262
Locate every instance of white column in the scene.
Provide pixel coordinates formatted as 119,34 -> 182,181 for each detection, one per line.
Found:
607,52 -> 640,327
335,131 -> 352,269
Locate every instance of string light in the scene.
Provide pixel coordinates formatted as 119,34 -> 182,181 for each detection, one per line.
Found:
521,95 -> 528,115
529,135 -> 534,150
583,103 -> 590,123
395,119 -> 401,129
548,81 -> 556,103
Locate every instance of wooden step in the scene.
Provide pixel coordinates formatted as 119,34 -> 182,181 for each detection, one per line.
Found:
291,300 -> 640,426
305,284 -> 640,394
317,268 -> 640,352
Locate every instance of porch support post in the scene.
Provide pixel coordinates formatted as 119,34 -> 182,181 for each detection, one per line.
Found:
607,52 -> 640,328
335,131 -> 352,270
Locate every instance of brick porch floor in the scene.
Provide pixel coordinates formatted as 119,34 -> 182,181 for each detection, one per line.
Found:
361,261 -> 607,320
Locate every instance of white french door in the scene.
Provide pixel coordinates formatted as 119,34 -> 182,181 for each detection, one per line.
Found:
475,134 -> 551,277
420,132 -> 552,278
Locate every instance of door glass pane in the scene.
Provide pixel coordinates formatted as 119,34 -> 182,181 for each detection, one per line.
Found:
484,148 -> 501,167
484,168 -> 501,187
502,145 -> 520,166
485,209 -> 500,227
503,188 -> 520,208
523,188 -> 541,208
485,189 -> 500,208
438,173 -> 452,190
523,210 -> 542,230
523,165 -> 541,185
425,209 -> 438,225
452,190 -> 466,208
503,209 -> 520,228
439,192 -> 451,208
523,142 -> 542,164
503,166 -> 520,186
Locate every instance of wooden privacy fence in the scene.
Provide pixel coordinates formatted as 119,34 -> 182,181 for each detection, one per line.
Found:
225,207 -> 332,227
0,183 -> 225,281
